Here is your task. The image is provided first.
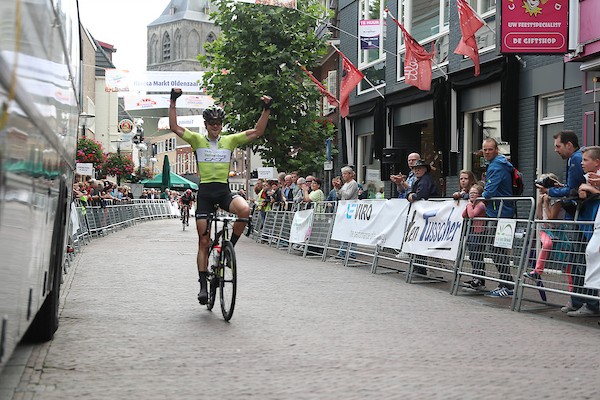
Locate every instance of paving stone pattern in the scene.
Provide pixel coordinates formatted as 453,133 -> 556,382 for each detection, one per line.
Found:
3,219 -> 600,400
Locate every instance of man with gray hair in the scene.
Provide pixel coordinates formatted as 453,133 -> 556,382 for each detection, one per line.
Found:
336,166 -> 359,260
391,152 -> 421,198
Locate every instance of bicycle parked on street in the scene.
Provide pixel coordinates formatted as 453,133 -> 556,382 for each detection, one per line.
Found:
205,212 -> 248,321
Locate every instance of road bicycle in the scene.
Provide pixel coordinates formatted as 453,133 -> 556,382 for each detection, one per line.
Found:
181,204 -> 189,230
204,212 -> 248,321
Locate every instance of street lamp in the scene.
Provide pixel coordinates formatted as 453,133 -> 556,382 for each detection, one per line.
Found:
79,112 -> 95,138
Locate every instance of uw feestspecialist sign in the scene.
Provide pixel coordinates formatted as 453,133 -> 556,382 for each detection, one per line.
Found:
501,0 -> 569,54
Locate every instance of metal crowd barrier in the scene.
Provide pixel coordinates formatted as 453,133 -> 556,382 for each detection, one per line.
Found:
68,198 -> 175,255
254,197 -> 600,314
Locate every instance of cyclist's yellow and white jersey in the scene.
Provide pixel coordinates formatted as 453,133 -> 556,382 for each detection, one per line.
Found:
182,128 -> 249,184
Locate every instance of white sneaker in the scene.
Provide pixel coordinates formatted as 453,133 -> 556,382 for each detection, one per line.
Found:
567,304 -> 600,317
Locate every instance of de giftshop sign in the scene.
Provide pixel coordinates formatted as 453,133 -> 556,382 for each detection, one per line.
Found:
501,0 -> 568,54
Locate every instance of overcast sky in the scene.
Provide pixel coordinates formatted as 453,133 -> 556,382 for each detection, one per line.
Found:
79,0 -> 170,72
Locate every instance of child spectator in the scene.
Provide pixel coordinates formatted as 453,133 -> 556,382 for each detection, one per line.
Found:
524,173 -> 570,281
462,184 -> 487,289
577,146 -> 600,199
453,170 -> 477,200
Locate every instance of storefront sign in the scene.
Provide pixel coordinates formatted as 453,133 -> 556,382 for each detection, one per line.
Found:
501,0 -> 569,54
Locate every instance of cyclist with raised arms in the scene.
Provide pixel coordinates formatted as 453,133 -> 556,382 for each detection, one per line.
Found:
169,88 -> 272,305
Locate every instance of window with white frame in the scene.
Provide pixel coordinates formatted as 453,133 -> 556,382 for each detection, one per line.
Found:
538,93 -> 565,181
396,0 -> 450,81
322,70 -> 337,115
358,0 -> 386,91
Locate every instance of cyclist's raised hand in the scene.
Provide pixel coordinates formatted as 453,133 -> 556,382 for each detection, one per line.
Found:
171,88 -> 183,101
260,95 -> 272,110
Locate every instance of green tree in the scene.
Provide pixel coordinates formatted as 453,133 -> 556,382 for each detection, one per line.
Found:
199,1 -> 335,175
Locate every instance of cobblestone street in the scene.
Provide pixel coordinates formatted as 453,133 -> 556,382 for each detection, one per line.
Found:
2,219 -> 600,400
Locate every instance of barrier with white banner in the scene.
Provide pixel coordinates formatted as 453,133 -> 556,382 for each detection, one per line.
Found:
401,200 -> 467,261
331,199 -> 410,249
289,208 -> 314,243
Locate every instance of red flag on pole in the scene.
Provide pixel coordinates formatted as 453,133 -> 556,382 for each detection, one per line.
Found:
337,51 -> 364,118
454,0 -> 484,76
296,62 -> 339,108
388,12 -> 435,91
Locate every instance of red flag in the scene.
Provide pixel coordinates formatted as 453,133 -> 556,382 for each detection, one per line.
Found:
296,62 -> 339,108
455,0 -> 484,76
388,13 -> 435,91
337,51 -> 364,118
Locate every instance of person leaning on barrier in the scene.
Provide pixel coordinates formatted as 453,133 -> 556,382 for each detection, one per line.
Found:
563,146 -> 600,317
578,145 -> 600,199
453,170 -> 477,200
480,138 -> 515,298
407,160 -> 438,203
406,160 -> 438,276
293,177 -> 307,205
538,130 -> 586,219
523,173 -> 570,282
336,166 -> 359,260
462,183 -> 487,290
390,152 -> 420,198
303,177 -> 324,206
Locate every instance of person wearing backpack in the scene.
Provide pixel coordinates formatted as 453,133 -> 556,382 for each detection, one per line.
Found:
481,138 -> 515,298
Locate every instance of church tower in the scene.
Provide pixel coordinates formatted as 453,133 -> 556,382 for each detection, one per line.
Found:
147,0 -> 219,72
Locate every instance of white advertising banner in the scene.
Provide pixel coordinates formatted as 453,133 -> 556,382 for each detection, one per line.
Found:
157,115 -> 207,131
289,209 -> 314,243
105,70 -> 204,93
584,210 -> 600,289
123,94 -> 214,110
331,199 -> 410,249
493,219 -> 517,249
401,200 -> 467,261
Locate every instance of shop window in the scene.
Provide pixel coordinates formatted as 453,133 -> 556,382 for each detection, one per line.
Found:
396,0 -> 450,81
464,107 -> 504,182
357,134 -> 382,194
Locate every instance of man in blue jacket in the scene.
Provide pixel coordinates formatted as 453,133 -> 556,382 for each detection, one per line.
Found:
537,130 -> 586,220
538,130 -> 597,316
481,138 -> 515,298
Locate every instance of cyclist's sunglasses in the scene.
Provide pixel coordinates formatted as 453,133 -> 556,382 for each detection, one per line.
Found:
206,119 -> 223,126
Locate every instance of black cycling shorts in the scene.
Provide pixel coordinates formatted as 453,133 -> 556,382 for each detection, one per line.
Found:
195,182 -> 239,218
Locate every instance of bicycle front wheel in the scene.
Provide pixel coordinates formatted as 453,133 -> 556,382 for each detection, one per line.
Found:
219,241 -> 237,321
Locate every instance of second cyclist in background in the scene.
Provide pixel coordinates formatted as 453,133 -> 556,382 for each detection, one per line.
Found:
179,189 -> 195,226
169,88 -> 272,305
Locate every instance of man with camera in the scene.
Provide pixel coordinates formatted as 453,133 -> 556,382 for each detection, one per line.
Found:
537,131 -> 598,316
537,130 -> 585,220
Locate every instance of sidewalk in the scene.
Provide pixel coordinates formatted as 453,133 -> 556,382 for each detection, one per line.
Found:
3,218 -> 600,399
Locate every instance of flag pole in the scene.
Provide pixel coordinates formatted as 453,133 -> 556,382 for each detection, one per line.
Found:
384,9 -> 448,80
330,43 -> 385,100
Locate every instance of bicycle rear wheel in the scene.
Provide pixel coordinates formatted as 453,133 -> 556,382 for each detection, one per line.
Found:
219,241 -> 237,321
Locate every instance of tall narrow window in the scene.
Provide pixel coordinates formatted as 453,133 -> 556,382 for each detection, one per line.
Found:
358,0 -> 386,91
538,94 -> 564,181
162,32 -> 171,62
